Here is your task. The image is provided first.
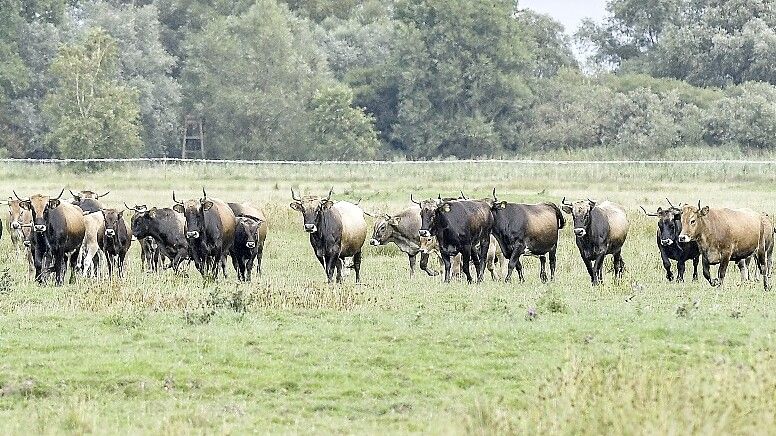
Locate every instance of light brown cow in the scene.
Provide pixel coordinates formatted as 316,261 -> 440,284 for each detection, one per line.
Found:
678,202 -> 773,290
5,197 -> 32,251
79,211 -> 105,277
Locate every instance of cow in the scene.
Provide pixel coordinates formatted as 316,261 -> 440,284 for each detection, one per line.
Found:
368,205 -> 438,277
100,208 -> 131,278
79,211 -> 104,277
5,197 -> 31,252
16,190 -> 86,286
128,205 -> 189,272
125,204 -> 163,272
678,202 -> 773,291
561,198 -> 629,285
173,189 -> 236,279
416,195 -> 494,283
640,199 -> 700,282
290,188 -> 367,284
490,189 -> 565,283
70,190 -> 108,213
228,202 -> 268,282
419,233 -> 505,280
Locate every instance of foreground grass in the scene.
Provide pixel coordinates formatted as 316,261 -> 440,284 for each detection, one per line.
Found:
0,160 -> 774,434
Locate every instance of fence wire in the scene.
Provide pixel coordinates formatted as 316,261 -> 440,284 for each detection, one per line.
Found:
0,158 -> 773,165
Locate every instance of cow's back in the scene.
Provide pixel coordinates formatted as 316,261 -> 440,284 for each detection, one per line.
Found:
594,201 -> 629,251
231,202 -> 268,243
56,202 -> 87,252
396,206 -> 422,237
706,208 -> 762,259
523,203 -> 563,250
209,198 -> 236,248
334,201 -> 366,257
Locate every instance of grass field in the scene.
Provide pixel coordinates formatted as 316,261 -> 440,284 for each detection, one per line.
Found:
0,160 -> 775,434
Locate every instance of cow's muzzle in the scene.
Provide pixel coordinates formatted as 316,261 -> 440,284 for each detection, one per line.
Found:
660,238 -> 673,246
23,240 -> 30,247
186,231 -> 200,239
419,230 -> 431,238
369,238 -> 381,246
677,235 -> 691,243
246,241 -> 256,249
304,224 -> 317,233
573,228 -> 586,237
10,221 -> 20,230
105,229 -> 116,237
34,224 -> 47,233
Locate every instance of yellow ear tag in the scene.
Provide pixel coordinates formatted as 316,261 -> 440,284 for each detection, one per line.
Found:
442,204 -> 451,212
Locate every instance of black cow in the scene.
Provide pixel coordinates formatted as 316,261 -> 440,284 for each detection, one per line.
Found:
173,189 -> 236,279
100,208 -> 132,277
416,195 -> 493,283
230,216 -> 264,281
70,190 -> 108,213
129,205 -> 190,272
641,200 -> 700,282
490,189 -> 565,283
17,190 -> 86,285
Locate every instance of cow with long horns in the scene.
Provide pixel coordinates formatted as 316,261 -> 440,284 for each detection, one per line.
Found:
173,189 -> 236,279
678,201 -> 773,290
640,198 -> 700,282
17,189 -> 86,285
71,190 -> 109,213
290,188 -> 366,284
490,189 -> 565,283
561,197 -> 629,285
368,204 -> 438,278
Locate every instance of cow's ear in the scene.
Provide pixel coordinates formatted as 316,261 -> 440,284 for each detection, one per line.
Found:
19,201 -> 30,210
441,203 -> 451,213
498,201 -> 507,209
172,204 -> 184,214
118,210 -> 124,218
202,200 -> 214,211
48,199 -> 60,209
699,206 -> 709,216
322,200 -> 334,209
389,216 -> 401,226
657,207 -> 663,213
290,202 -> 302,212
561,205 -> 572,214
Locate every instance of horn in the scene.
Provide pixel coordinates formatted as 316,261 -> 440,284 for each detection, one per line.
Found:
697,200 -> 701,210
291,188 -> 301,201
12,190 -> 24,201
666,197 -> 676,209
492,188 -> 497,201
460,191 -> 467,200
69,190 -> 79,198
98,191 -> 110,199
353,198 -> 362,206
640,206 -> 658,217
561,197 -> 571,206
437,194 -> 442,200
326,187 -> 333,201
202,187 -> 207,199
587,198 -> 596,204
363,210 -> 376,218
411,194 -> 421,205
124,202 -> 133,210
54,188 -> 64,200
172,191 -> 183,205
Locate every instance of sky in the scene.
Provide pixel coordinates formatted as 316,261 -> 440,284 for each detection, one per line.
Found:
520,0 -> 608,35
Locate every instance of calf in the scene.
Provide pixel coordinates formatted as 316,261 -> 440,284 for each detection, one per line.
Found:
290,188 -> 367,284
228,202 -> 268,281
641,200 -> 700,282
678,202 -> 773,290
173,189 -> 236,279
100,208 -> 131,278
369,205 -> 438,277
561,198 -> 629,285
491,189 -> 565,283
129,205 -> 189,272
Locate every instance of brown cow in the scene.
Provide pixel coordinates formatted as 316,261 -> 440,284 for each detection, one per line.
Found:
5,197 -> 32,251
678,202 -> 773,290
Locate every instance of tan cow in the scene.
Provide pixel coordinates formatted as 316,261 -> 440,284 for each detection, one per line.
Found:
79,211 -> 105,277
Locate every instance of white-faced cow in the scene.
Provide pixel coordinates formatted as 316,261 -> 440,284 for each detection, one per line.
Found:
173,189 -> 236,279
128,205 -> 189,272
640,199 -> 700,282
17,190 -> 86,285
368,205 -> 438,277
417,195 -> 494,283
490,189 -> 565,283
561,198 -> 629,285
678,202 -> 773,291
290,188 -> 366,284
100,208 -> 132,277
228,202 -> 268,282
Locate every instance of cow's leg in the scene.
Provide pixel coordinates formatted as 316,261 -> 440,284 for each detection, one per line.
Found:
737,259 -> 749,281
352,251 -> 362,283
539,255 -> 548,283
476,238 -> 490,283
716,255 -> 732,287
442,254 -> 452,283
757,251 -> 770,291
660,249 -> 674,282
582,257 -> 596,284
486,250 -> 496,281
255,247 -> 263,277
548,248 -> 557,280
231,254 -> 241,281
504,248 -> 518,283
460,246 -> 473,284
53,251 -> 66,286
592,254 -> 606,286
613,251 -> 625,280
692,256 -> 699,281
324,252 -> 338,284
246,256 -> 254,282
419,252 -> 437,276
677,260 -> 686,282
408,253 -> 416,278
68,252 -> 79,284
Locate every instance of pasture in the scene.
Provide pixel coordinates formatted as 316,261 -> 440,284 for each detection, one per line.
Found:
0,160 -> 775,434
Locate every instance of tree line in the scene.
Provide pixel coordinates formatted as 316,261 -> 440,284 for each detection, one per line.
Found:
1,0 -> 774,160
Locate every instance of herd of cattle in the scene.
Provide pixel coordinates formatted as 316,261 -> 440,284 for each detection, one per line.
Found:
2,188 -> 774,290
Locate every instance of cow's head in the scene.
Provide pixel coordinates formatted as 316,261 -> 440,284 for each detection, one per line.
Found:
6,197 -> 24,230
413,195 -> 442,237
102,208 -> 124,239
418,235 -> 438,254
370,214 -> 402,246
289,188 -> 333,233
561,197 -> 596,237
17,189 -> 64,233
173,189 -> 213,239
642,203 -> 683,246
237,216 -> 263,249
71,190 -> 109,202
490,188 -> 509,215
678,201 -> 708,243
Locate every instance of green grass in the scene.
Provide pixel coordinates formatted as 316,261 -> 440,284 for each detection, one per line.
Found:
0,161 -> 775,434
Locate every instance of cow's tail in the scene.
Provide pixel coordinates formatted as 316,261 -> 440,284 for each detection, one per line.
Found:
546,202 -> 566,229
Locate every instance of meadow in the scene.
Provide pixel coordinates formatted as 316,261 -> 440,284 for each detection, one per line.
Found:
0,160 -> 775,434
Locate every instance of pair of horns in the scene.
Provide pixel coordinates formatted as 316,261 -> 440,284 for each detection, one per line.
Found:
291,187 -> 333,202
172,188 -> 208,205
12,189 -> 63,201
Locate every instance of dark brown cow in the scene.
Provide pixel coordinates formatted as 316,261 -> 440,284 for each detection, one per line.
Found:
17,190 -> 86,285
678,202 -> 773,290
70,190 -> 109,213
100,208 -> 132,277
640,200 -> 700,282
228,202 -> 268,281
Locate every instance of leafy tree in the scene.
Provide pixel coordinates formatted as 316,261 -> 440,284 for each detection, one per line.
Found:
516,10 -> 577,78
43,28 -> 142,158
704,81 -> 776,149
308,84 -> 379,159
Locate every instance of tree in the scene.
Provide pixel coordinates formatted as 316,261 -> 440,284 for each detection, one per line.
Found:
516,10 -> 577,78
308,84 -> 379,159
43,28 -> 142,158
